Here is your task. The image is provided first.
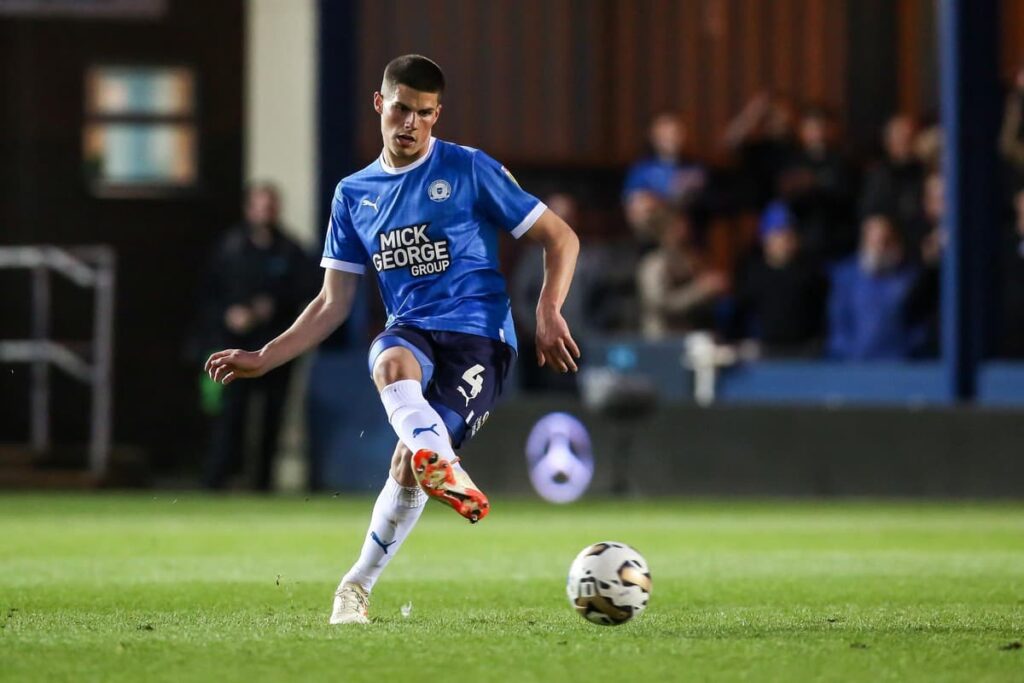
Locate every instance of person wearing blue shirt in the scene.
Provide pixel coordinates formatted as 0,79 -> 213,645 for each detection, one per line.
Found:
622,113 -> 707,206
827,214 -> 924,360
205,55 -> 580,625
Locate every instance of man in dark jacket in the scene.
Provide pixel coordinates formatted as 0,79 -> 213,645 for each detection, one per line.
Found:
200,182 -> 315,490
738,201 -> 827,357
859,114 -> 926,240
779,106 -> 856,261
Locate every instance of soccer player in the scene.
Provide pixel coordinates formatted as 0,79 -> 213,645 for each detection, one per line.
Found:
204,55 -> 580,624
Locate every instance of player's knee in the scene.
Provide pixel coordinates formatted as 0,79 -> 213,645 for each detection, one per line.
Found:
372,347 -> 421,390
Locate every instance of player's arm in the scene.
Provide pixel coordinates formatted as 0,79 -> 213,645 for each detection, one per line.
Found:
205,268 -> 359,384
523,209 -> 581,373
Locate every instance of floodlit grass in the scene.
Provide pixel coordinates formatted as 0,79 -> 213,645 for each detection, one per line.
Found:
1,494 -> 1022,681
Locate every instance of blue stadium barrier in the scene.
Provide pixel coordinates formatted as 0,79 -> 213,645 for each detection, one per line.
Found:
583,337 -> 692,401
717,361 -> 949,406
976,362 -> 1024,407
307,350 -> 393,491
582,337 -> 952,406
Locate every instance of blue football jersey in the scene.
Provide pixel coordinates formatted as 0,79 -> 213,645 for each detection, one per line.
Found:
321,137 -> 546,352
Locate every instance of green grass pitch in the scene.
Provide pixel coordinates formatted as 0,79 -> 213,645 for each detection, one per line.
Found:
1,494 -> 1022,682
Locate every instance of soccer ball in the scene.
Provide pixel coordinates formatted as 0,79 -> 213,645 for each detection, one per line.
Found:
566,541 -> 651,626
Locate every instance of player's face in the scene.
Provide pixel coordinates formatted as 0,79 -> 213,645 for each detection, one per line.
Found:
374,84 -> 441,165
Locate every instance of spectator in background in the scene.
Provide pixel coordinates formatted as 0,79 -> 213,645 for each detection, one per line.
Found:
723,92 -> 798,209
199,182 -> 315,490
623,112 -> 707,209
914,117 -> 943,171
585,189 -> 671,332
779,105 -> 856,261
637,210 -> 728,339
903,169 -> 946,260
623,188 -> 670,247
903,171 -> 945,357
922,172 -> 945,260
999,187 -> 1024,357
860,114 -> 925,233
827,214 -> 924,360
736,201 -> 826,357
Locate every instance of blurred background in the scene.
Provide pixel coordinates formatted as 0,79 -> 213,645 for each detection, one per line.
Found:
1,0 -> 1022,498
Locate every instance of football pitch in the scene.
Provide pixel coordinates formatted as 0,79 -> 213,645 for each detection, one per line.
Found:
1,495 -> 1022,682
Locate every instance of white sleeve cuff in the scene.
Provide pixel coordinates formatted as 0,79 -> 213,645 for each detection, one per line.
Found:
320,257 -> 366,274
510,202 -> 547,239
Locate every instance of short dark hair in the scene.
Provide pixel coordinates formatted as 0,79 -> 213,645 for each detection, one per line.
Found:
382,54 -> 445,97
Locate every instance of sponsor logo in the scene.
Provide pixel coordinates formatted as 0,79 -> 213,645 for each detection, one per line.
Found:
372,222 -> 450,277
360,196 -> 380,212
370,531 -> 397,554
469,410 -> 490,438
412,424 -> 439,438
428,179 -> 451,202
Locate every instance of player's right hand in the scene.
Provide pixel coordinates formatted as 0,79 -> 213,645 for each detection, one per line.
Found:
204,349 -> 268,385
535,307 -> 581,374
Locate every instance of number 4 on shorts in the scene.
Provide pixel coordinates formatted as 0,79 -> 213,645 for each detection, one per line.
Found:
458,364 -> 485,406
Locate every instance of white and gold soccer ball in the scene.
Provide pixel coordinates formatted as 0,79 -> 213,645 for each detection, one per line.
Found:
566,541 -> 651,626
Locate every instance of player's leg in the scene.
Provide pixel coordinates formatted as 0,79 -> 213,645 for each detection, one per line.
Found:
373,341 -> 490,522
409,331 -> 514,522
372,345 -> 461,463
331,440 -> 426,625
362,328 -> 489,511
331,333 -> 451,624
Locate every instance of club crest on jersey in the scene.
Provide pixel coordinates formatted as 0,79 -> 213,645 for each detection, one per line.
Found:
372,222 -> 451,277
428,179 -> 451,202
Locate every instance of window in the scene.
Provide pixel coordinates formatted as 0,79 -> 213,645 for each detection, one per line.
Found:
83,66 -> 197,196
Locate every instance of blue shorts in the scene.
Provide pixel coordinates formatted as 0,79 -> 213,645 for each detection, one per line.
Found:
368,326 -> 515,448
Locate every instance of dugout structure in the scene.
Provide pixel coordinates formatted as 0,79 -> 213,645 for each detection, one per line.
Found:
0,246 -> 116,478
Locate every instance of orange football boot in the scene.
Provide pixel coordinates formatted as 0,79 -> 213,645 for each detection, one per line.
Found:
411,449 -> 490,523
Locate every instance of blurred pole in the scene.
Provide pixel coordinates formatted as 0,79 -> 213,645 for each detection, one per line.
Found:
30,264 -> 50,453
246,0 -> 317,247
90,250 -> 116,478
938,0 -> 1000,401
317,0 -> 366,351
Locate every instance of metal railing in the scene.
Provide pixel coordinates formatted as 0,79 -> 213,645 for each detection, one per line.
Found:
0,246 -> 116,477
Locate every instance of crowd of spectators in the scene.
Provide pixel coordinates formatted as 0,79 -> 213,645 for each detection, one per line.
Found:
514,81 -> 1024,363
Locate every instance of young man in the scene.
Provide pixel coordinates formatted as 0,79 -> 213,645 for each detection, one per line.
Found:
204,55 -> 580,624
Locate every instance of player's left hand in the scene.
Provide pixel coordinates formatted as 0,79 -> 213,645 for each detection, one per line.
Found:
535,306 -> 580,373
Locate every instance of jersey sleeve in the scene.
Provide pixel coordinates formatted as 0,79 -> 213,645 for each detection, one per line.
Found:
321,185 -> 369,274
472,151 -> 546,239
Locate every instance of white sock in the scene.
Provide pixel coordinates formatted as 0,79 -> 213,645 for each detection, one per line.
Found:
379,379 -> 461,466
340,475 -> 426,593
